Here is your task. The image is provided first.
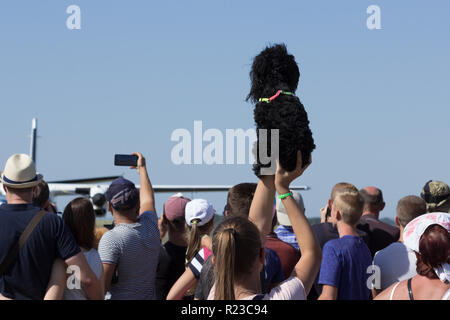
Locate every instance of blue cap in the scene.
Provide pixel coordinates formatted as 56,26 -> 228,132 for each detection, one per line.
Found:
105,177 -> 139,210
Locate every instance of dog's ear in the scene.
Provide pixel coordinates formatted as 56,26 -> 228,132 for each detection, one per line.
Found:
247,43 -> 300,103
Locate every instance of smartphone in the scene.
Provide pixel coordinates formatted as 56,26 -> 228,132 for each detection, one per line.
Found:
325,206 -> 331,219
114,154 -> 138,167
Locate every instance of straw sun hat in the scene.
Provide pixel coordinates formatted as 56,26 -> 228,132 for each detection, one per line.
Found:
0,154 -> 43,189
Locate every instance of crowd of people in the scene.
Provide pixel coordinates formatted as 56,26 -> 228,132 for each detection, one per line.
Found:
0,151 -> 449,300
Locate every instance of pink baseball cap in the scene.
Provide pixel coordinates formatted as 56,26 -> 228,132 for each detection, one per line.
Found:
163,193 -> 191,221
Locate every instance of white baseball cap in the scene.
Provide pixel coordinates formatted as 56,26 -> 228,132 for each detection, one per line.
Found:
185,199 -> 215,227
276,191 -> 305,226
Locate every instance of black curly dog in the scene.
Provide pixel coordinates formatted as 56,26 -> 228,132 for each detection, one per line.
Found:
247,44 -> 315,177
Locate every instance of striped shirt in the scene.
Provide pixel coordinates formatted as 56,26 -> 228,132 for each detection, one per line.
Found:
98,211 -> 160,300
188,247 -> 213,279
275,225 -> 299,251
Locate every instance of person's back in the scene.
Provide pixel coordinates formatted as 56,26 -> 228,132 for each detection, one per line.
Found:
320,236 -> 372,300
373,242 -> 417,290
61,197 -> 104,300
98,154 -> 160,300
63,248 -> 103,300
318,190 -> 372,300
0,154 -> 82,300
372,196 -> 426,293
359,187 -> 400,256
374,212 -> 450,300
99,211 -> 160,299
155,194 -> 190,299
265,234 -> 300,279
0,203 -> 80,299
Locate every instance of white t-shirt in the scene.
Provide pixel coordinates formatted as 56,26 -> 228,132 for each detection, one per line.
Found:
63,248 -> 103,300
373,242 -> 417,291
207,276 -> 306,300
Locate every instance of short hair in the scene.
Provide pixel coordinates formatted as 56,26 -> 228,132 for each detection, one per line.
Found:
396,196 -> 426,227
330,182 -> 358,203
62,197 -> 96,250
333,191 -> 364,226
415,225 -> 450,279
359,187 -> 384,208
32,180 -> 50,208
226,183 -> 257,218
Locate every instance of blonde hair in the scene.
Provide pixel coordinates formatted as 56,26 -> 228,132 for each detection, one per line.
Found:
333,191 -> 364,226
185,218 -> 214,266
330,182 -> 358,202
212,216 -> 261,300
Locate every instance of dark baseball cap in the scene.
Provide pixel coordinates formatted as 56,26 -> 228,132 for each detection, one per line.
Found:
105,177 -> 139,210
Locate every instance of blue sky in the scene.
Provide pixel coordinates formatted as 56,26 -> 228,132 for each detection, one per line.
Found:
1,0 -> 449,219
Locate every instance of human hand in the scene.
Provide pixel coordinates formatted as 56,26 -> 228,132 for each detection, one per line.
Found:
130,152 -> 147,174
320,205 -> 328,223
275,151 -> 311,195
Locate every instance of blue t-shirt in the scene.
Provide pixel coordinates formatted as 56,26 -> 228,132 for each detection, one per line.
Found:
261,247 -> 285,293
0,203 -> 81,300
318,235 -> 372,300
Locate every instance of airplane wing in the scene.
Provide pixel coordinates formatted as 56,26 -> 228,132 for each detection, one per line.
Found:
48,183 -> 310,196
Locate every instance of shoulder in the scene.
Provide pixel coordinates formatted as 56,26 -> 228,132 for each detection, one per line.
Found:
139,210 -> 158,222
98,229 -> 122,249
267,276 -> 306,300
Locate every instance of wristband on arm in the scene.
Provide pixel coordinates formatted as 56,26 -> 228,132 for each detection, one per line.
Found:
277,192 -> 293,200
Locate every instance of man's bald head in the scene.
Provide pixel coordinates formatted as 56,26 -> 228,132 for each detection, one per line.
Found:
359,186 -> 385,214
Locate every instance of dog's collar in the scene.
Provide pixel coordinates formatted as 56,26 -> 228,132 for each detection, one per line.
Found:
258,90 -> 295,103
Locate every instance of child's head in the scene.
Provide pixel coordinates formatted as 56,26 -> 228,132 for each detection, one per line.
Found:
331,190 -> 364,227
225,183 -> 257,218
185,199 -> 216,264
63,197 -> 96,250
212,216 -> 264,300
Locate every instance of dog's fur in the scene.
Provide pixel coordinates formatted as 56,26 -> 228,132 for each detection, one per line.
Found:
247,44 -> 315,176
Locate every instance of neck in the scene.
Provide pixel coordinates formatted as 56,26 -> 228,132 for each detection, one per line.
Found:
337,221 -> 358,237
398,226 -> 404,242
234,272 -> 261,300
113,212 -> 137,225
6,195 -> 32,205
362,211 -> 379,219
168,232 -> 188,247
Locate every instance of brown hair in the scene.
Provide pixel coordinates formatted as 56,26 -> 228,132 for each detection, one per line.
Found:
415,224 -> 450,279
330,182 -> 357,203
212,216 -> 262,300
164,215 -> 186,234
63,197 -> 96,250
185,218 -> 215,266
32,180 -> 50,208
396,196 -> 426,227
333,191 -> 365,226
226,183 -> 257,218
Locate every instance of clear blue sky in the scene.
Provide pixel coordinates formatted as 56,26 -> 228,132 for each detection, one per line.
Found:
1,0 -> 449,219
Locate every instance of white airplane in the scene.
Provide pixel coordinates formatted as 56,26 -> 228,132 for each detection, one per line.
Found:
0,119 -> 310,215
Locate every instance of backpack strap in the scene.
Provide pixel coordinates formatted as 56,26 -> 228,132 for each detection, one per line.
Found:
0,210 -> 47,276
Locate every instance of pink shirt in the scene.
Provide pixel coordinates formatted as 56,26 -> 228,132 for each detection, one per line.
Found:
207,276 -> 306,300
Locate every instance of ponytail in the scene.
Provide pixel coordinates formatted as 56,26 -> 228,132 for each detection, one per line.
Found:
185,219 -> 201,265
212,216 -> 262,300
214,228 -> 236,300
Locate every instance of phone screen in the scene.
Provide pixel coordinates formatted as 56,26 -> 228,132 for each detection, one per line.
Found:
114,154 -> 138,167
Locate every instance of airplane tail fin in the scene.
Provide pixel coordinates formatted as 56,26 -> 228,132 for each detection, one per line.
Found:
30,118 -> 37,166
